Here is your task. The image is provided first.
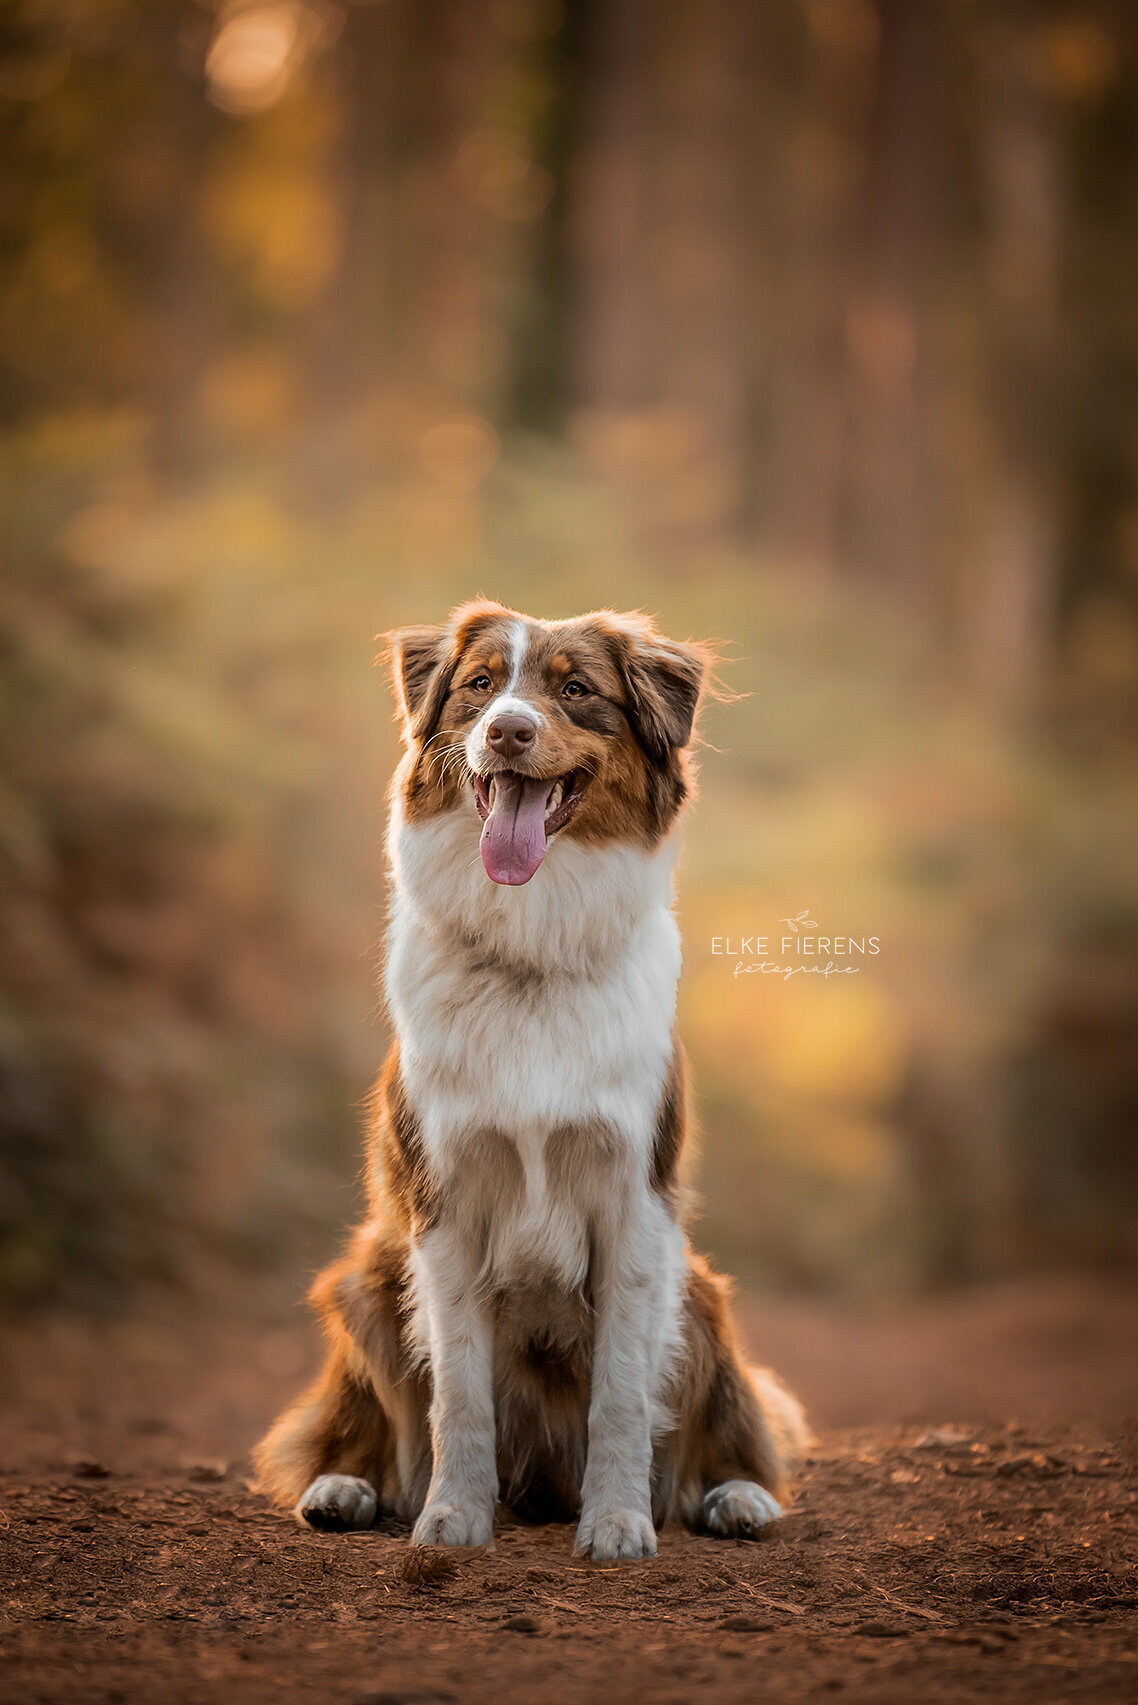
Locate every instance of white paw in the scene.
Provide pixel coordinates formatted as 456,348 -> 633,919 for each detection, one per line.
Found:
411,1500 -> 494,1548
702,1478 -> 782,1537
575,1506 -> 658,1561
297,1473 -> 377,1533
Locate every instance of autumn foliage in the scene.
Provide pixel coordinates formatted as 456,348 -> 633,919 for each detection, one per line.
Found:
1,0 -> 1136,1306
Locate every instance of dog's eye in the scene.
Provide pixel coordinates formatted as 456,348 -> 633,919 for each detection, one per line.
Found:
563,680 -> 589,699
467,675 -> 492,692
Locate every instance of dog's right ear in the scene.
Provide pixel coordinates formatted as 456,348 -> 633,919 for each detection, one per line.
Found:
382,624 -> 455,744
381,599 -> 515,745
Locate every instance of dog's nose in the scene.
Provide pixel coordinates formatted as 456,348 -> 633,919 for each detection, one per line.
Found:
486,712 -> 537,760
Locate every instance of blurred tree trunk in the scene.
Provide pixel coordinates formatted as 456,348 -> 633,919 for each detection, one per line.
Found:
403,0 -> 506,417
649,0 -> 752,536
842,0 -> 946,620
759,0 -> 878,580
304,0 -> 523,484
968,9 -> 1061,711
569,0 -> 654,417
302,1 -> 406,426
507,6 -> 588,435
569,0 -> 756,539
144,4 -> 217,481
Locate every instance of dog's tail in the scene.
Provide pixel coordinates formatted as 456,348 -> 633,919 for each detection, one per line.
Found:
748,1364 -> 813,1477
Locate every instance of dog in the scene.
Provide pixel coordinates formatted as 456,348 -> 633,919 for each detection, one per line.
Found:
254,599 -> 808,1560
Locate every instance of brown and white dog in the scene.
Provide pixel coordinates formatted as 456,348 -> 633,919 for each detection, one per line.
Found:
254,599 -> 807,1560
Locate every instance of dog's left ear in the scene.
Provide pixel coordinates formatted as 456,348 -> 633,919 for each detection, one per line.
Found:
384,624 -> 455,744
604,616 -> 711,761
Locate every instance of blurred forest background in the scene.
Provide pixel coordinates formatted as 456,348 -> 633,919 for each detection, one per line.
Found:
2,0 -> 1137,1316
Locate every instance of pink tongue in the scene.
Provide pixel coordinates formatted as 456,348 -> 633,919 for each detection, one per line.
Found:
480,773 -> 552,885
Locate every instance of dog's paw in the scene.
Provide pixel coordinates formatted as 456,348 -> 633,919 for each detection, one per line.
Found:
701,1479 -> 782,1537
411,1500 -> 494,1549
297,1473 -> 377,1533
575,1506 -> 657,1561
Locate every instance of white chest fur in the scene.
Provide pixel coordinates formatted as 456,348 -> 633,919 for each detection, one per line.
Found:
384,794 -> 682,1284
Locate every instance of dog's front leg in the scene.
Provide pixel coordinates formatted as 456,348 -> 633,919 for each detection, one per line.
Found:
576,1228 -> 669,1562
409,1223 -> 497,1549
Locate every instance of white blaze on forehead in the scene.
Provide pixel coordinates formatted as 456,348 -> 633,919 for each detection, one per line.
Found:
469,617 -> 545,739
505,618 -> 529,692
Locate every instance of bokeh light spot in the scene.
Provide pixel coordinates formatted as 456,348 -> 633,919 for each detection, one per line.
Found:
419,416 -> 501,492
206,3 -> 321,115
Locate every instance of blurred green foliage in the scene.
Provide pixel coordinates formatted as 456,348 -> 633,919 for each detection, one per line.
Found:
0,414 -> 392,1302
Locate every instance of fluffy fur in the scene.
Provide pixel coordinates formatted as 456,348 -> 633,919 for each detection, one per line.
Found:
254,599 -> 808,1560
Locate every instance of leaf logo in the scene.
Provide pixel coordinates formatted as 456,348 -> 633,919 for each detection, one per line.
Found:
780,909 -> 817,933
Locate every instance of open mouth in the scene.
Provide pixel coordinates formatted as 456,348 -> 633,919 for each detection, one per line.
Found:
470,768 -> 589,885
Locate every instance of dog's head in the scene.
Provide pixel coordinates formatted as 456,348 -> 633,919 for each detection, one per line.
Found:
382,600 -> 714,885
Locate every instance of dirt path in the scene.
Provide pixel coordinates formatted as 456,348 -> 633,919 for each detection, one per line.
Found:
2,1278 -> 1136,1703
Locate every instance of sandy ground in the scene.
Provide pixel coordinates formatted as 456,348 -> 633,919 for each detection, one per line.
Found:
1,1274 -> 1136,1703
